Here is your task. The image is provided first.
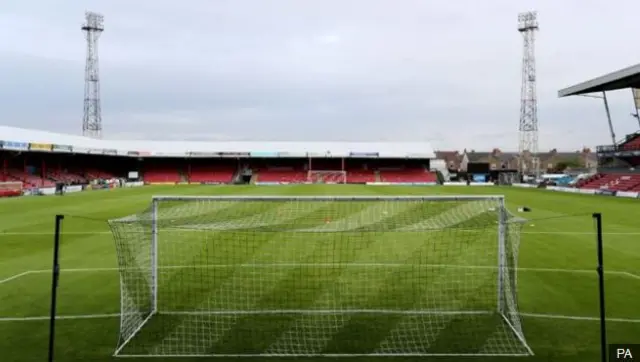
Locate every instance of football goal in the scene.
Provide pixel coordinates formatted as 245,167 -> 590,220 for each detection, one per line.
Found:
0,181 -> 23,197
109,195 -> 532,357
307,170 -> 347,184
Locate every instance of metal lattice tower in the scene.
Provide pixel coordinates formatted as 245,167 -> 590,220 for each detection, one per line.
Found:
518,11 -> 539,177
82,12 -> 104,139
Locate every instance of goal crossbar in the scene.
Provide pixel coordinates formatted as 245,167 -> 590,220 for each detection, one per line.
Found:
151,195 -> 505,202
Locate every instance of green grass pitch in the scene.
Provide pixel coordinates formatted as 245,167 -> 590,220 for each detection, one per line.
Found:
0,184 -> 638,362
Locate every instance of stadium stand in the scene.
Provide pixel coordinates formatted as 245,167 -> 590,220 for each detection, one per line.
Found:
621,132 -> 640,151
257,168 -> 307,183
619,132 -> 640,166
48,170 -> 87,184
188,165 -> 236,183
143,168 -> 181,183
345,169 -> 376,183
141,158 -> 184,184
579,173 -> 640,191
86,169 -> 116,180
379,168 -> 437,183
0,152 -> 120,189
252,158 -> 307,184
0,126 -> 444,194
583,131 -> 640,192
375,159 -> 436,184
6,168 -> 54,188
0,148 -> 441,189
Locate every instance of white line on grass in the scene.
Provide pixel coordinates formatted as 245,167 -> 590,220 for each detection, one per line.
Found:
19,264 -> 640,281
523,231 -> 640,235
520,313 -> 640,324
0,313 -> 119,322
0,271 -> 33,285
1,312 -> 639,324
1,230 -> 640,236
622,272 -> 640,280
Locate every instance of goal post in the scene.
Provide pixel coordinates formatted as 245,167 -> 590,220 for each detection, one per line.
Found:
307,170 -> 347,184
109,195 -> 532,357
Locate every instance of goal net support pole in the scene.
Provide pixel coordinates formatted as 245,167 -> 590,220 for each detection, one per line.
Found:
498,205 -> 506,314
109,195 -> 532,357
151,199 -> 159,314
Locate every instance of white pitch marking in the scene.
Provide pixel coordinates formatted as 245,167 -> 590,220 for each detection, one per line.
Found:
1,312 -> 639,324
18,264 -> 640,281
0,271 -> 33,285
1,230 -> 640,236
520,313 -> 640,324
0,313 -> 120,322
523,231 -> 640,235
622,271 -> 640,280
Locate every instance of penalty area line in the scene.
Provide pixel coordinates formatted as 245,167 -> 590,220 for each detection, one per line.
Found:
1,312 -> 639,324
0,313 -> 120,322
21,264 -> 640,281
622,271 -> 640,280
520,313 -> 640,324
0,271 -> 33,285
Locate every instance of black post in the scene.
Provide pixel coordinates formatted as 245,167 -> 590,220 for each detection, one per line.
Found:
48,214 -> 64,362
593,212 -> 607,362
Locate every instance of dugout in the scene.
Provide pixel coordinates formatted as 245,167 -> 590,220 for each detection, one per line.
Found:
465,162 -> 490,183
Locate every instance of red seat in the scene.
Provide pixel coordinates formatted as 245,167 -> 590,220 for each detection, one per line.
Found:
189,166 -> 235,183
6,169 -> 54,188
346,170 -> 375,183
258,168 -> 307,183
48,170 -> 87,184
379,169 -> 437,183
144,168 -> 181,183
580,173 -> 640,191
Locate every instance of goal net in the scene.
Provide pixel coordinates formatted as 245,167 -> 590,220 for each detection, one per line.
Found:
109,195 -> 532,357
307,170 -> 347,184
0,181 -> 23,197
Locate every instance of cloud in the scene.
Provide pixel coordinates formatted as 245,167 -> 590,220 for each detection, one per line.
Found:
0,0 -> 639,152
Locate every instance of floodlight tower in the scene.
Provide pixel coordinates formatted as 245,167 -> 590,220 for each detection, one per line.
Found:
518,11 -> 539,178
82,12 -> 104,139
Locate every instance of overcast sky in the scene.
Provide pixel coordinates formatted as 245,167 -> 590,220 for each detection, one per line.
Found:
1,0 -> 640,151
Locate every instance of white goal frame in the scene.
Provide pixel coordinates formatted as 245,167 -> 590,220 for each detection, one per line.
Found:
307,170 -> 347,184
112,195 -> 532,358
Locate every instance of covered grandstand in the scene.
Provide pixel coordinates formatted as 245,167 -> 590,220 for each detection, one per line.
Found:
558,63 -> 640,193
0,126 -> 439,194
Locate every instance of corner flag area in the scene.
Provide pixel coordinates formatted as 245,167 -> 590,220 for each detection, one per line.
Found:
0,184 -> 639,362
